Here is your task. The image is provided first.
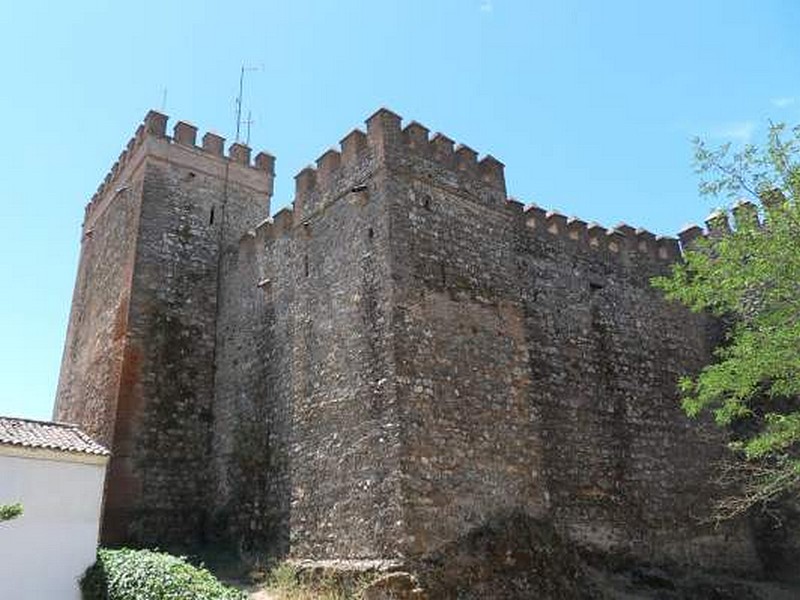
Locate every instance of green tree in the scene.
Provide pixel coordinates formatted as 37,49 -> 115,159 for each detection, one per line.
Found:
0,502 -> 23,522
653,122 -> 800,519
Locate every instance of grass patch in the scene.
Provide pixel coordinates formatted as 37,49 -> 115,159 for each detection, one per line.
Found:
264,562 -> 377,600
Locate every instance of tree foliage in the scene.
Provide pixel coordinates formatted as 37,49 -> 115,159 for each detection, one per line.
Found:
0,502 -> 23,523
653,122 -> 800,518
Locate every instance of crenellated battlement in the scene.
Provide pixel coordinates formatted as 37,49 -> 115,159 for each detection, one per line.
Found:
83,110 -> 274,229
678,199 -> 761,249
251,207 -> 295,242
522,202 -> 681,263
292,126 -> 372,222
396,114 -> 506,196
287,108 -> 689,268
292,107 -> 506,221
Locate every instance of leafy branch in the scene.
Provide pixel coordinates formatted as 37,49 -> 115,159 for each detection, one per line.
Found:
654,120 -> 800,519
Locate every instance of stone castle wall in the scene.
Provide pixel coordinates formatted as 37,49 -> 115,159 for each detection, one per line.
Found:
212,213 -> 293,554
57,107 -> 762,574
294,109 -> 758,570
225,116 -> 409,559
518,211 -> 738,568
53,151 -> 143,449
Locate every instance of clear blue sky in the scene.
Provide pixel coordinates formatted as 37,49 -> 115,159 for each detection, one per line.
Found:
1,1 -> 798,421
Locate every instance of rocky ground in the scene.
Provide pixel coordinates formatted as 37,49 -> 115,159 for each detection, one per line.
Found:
211,511 -> 800,599
408,512 -> 800,599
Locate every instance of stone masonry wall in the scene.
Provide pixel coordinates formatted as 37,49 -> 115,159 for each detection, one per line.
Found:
280,121 -> 405,559
390,196 -> 547,557
114,120 -> 272,545
212,222 -> 291,554
212,108 -> 761,573
53,165 -> 143,448
56,111 -> 273,545
519,209 -> 758,572
382,117 -> 547,558
114,157 -> 222,544
359,109 -> 760,572
212,115 -> 407,560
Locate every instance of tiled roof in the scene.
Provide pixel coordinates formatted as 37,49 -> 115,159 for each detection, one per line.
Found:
0,416 -> 109,456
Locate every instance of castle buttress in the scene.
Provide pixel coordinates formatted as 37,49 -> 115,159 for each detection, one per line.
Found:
56,108 -> 764,574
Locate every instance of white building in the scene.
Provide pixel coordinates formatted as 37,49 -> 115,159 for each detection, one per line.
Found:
0,416 -> 109,600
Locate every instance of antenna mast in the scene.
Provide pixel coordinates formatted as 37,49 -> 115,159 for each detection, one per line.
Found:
245,111 -> 255,146
234,64 -> 261,142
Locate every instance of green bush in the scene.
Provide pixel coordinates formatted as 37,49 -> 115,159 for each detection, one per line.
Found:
0,502 -> 23,522
80,548 -> 246,600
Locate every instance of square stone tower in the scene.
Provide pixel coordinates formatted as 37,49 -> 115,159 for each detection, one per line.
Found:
54,111 -> 274,544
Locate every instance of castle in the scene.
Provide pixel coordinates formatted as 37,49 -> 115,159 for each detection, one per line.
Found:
54,108 -> 763,574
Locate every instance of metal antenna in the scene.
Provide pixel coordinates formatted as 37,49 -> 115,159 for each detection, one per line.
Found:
160,88 -> 168,112
245,110 -> 255,146
234,64 -> 261,142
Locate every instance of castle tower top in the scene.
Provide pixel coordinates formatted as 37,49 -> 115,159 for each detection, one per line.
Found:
82,110 -> 274,231
292,107 -> 506,221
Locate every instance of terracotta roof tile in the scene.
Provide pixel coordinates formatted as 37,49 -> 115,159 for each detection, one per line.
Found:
0,416 -> 109,456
